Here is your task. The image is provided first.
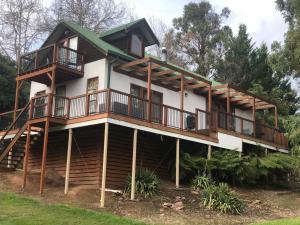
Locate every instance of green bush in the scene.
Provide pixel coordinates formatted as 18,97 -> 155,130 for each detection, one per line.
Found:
124,168 -> 159,199
201,182 -> 245,214
192,175 -> 213,190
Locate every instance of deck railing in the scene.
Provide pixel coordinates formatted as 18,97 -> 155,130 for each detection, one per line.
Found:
0,89 -> 288,147
19,44 -> 84,74
215,111 -> 288,146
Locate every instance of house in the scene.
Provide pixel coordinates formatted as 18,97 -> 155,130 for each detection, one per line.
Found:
0,18 -> 288,207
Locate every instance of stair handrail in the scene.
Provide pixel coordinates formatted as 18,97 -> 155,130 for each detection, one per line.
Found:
0,102 -> 30,143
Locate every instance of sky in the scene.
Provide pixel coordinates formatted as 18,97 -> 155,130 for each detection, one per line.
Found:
124,0 -> 287,47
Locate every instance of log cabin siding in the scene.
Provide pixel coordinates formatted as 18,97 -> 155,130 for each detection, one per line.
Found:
27,124 -> 171,189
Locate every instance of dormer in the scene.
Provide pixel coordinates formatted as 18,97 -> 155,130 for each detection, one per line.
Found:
99,18 -> 159,58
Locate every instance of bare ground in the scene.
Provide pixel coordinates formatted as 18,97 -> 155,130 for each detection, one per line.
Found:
1,170 -> 300,225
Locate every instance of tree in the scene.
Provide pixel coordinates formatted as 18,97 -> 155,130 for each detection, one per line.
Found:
215,24 -> 255,89
276,0 -> 300,77
172,1 -> 232,77
0,54 -> 27,113
0,0 -> 43,60
39,0 -> 130,33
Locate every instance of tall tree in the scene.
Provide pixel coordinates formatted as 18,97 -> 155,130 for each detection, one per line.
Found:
215,24 -> 255,89
0,0 -> 43,60
172,1 -> 232,77
39,0 -> 130,33
0,54 -> 27,112
276,0 -> 300,77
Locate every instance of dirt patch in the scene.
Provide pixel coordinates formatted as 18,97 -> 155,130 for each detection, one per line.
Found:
1,170 -> 300,225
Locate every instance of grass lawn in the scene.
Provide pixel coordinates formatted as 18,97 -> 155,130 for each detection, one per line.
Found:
252,217 -> 300,225
0,192 -> 147,225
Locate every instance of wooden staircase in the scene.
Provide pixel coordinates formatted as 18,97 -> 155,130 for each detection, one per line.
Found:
0,103 -> 31,170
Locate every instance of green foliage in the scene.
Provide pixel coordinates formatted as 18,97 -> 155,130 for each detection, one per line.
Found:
124,168 -> 160,199
201,182 -> 245,214
276,0 -> 300,78
0,53 -> 28,113
192,175 -> 213,190
207,150 -> 300,185
284,115 -> 300,155
168,151 -> 207,181
172,1 -> 232,77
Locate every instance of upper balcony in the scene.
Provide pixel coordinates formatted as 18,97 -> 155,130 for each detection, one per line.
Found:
17,44 -> 84,85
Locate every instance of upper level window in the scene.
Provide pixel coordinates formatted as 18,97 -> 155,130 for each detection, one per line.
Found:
130,33 -> 143,57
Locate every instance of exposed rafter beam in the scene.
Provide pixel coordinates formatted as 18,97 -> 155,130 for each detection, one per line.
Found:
187,83 -> 209,89
152,69 -> 175,77
117,57 -> 150,70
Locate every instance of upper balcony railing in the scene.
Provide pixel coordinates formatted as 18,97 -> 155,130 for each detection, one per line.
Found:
19,44 -> 84,75
215,111 -> 288,147
0,89 -> 288,148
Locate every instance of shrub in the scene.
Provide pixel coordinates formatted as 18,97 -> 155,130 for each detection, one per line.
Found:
124,168 -> 159,199
201,183 -> 245,214
192,175 -> 213,190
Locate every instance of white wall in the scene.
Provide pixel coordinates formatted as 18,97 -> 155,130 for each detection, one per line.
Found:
110,69 -> 207,113
30,59 -> 107,98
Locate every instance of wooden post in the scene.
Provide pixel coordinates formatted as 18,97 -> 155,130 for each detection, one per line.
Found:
238,152 -> 242,159
22,124 -> 32,189
13,80 -> 20,121
252,97 -> 256,137
265,148 -> 268,156
40,119 -> 50,194
226,86 -> 230,113
48,68 -> 56,117
131,129 -> 138,200
176,138 -> 180,188
274,106 -> 278,129
180,74 -> 184,130
208,85 -> 212,131
64,128 -> 73,195
207,145 -> 212,160
226,87 -> 230,130
100,122 -> 109,208
147,62 -> 152,121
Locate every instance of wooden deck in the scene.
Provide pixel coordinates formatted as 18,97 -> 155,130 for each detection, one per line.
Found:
0,89 -> 288,149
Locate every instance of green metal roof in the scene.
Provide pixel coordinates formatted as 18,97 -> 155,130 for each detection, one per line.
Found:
63,21 -> 136,61
99,18 -> 145,38
52,20 -> 221,85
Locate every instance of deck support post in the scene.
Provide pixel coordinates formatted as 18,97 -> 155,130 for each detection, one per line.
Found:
238,152 -> 242,159
40,119 -> 50,194
64,128 -> 73,195
22,124 -> 32,189
176,138 -> 180,188
265,148 -> 268,156
274,106 -> 278,129
100,122 -> 109,208
207,145 -> 212,160
180,74 -> 184,130
147,62 -> 152,122
130,128 -> 138,200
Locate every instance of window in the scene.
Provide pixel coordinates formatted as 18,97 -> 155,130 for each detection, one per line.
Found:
87,77 -> 99,114
130,33 -> 143,57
